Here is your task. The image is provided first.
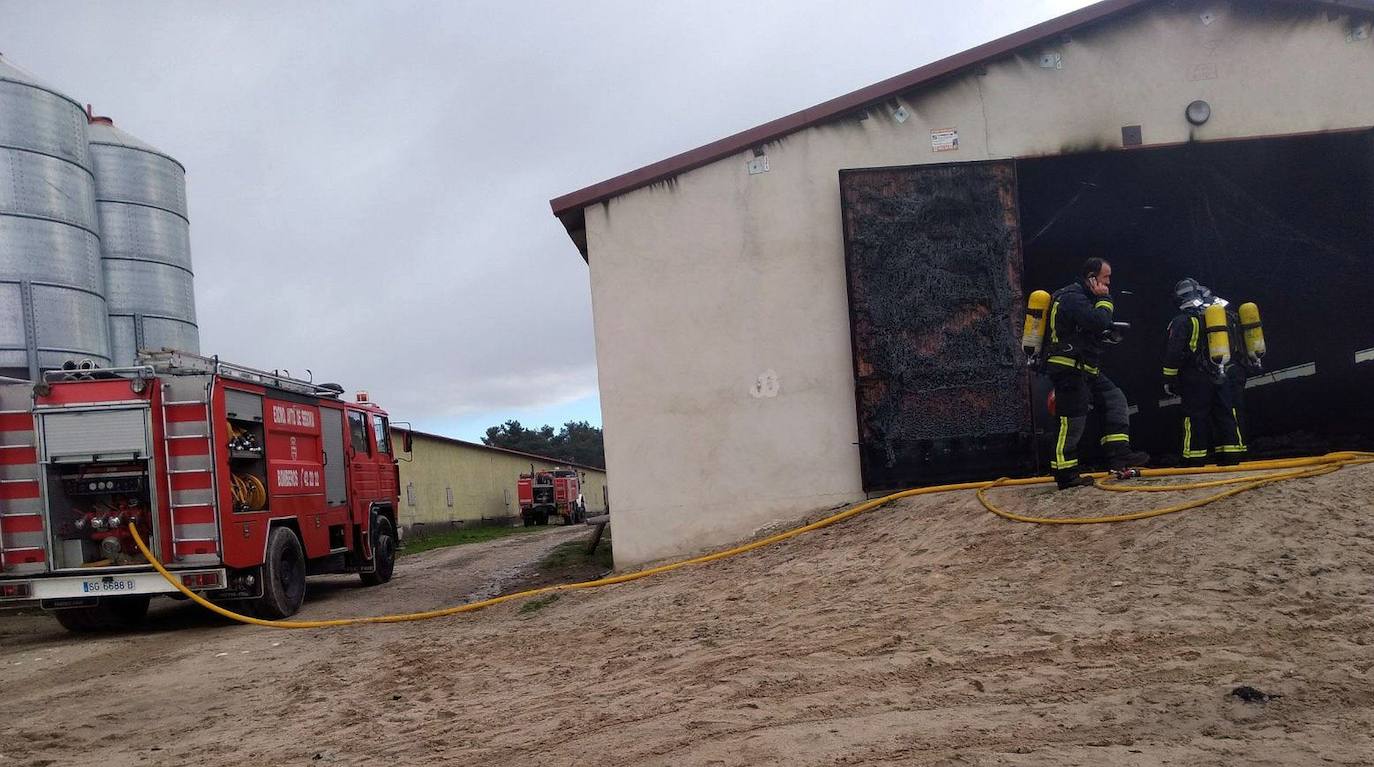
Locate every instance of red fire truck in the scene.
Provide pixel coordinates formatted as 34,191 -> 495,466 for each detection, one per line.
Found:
517,467 -> 586,527
0,351 -> 402,631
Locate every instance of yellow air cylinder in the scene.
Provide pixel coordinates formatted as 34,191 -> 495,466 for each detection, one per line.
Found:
1205,302 -> 1231,366
1022,290 -> 1051,356
1238,302 -> 1265,360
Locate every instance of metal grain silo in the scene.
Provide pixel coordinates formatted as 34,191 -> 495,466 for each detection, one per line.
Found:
87,115 -> 199,366
0,54 -> 111,378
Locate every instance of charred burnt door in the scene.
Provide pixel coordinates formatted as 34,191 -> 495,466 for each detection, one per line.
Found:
840,161 -> 1033,490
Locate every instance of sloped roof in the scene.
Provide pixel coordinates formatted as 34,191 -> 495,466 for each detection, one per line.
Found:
549,0 -> 1374,256
392,426 -> 606,473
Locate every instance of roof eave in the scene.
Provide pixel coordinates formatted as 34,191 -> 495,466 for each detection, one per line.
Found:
548,0 -> 1374,256
548,0 -> 1153,245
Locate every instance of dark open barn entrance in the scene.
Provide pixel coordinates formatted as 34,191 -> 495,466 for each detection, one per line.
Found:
842,131 -> 1374,491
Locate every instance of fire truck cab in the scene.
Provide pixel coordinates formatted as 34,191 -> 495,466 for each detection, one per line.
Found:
0,351 -> 401,631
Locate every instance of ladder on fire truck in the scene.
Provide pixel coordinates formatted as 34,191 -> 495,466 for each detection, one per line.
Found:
0,376 -> 45,574
141,350 -> 338,564
139,349 -> 343,399
159,373 -> 222,565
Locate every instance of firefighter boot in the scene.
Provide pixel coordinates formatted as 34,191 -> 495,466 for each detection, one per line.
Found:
1105,443 -> 1150,472
1055,470 -> 1095,490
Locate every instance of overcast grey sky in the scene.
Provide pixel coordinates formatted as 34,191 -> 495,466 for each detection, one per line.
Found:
2,0 -> 1092,440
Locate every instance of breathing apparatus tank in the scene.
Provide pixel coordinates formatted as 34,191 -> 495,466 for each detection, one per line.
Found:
1022,290 -> 1051,358
1238,302 -> 1265,361
1204,302 -> 1231,366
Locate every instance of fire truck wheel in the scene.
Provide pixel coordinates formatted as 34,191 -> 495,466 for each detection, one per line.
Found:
54,595 -> 151,632
256,527 -> 306,619
537,512 -> 549,526
360,515 -> 396,586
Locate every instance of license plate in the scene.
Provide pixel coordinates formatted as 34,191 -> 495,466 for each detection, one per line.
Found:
81,578 -> 137,594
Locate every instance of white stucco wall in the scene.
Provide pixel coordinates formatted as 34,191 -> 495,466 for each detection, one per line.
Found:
585,1 -> 1374,567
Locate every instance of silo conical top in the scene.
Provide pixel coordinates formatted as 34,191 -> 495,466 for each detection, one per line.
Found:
0,52 -> 81,107
87,117 -> 186,170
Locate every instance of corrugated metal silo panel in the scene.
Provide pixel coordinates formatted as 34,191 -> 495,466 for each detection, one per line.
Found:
94,204 -> 193,270
0,81 -> 90,169
102,259 -> 197,319
0,216 -> 103,292
0,283 -> 25,369
0,150 -> 99,233
88,124 -> 188,219
29,285 -> 112,369
139,317 -> 200,356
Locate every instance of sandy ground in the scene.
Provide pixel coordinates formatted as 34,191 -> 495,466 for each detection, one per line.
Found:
2,464 -> 1372,766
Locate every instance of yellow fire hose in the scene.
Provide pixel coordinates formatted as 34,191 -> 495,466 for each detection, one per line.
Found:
128,451 -> 1374,630
977,456 -> 1371,524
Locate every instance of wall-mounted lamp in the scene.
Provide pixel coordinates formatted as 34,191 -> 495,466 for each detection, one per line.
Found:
1185,100 -> 1211,126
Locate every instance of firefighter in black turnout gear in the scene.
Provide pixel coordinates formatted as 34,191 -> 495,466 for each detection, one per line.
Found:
1044,259 -> 1149,489
1162,279 -> 1250,466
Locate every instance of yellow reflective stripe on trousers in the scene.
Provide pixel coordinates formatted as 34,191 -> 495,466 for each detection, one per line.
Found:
1233,408 -> 1246,449
1163,367 -> 1179,377
1182,416 -> 1209,458
1047,356 -> 1099,375
1100,433 -> 1129,445
1051,416 -> 1078,470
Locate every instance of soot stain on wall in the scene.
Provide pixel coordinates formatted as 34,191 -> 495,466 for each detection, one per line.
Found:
842,162 -> 1033,490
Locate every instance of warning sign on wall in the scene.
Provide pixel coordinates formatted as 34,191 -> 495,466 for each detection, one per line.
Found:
931,128 -> 959,152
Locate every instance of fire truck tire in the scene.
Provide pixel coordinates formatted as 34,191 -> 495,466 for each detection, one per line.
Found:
53,595 -> 151,632
256,527 -> 307,619
360,515 -> 396,586
537,512 -> 549,526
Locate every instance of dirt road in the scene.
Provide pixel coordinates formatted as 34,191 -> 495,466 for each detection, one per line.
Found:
0,523 -> 586,765
3,465 -> 1373,766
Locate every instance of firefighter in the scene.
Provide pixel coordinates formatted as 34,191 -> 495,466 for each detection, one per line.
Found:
1162,279 -> 1247,466
1043,258 -> 1150,489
